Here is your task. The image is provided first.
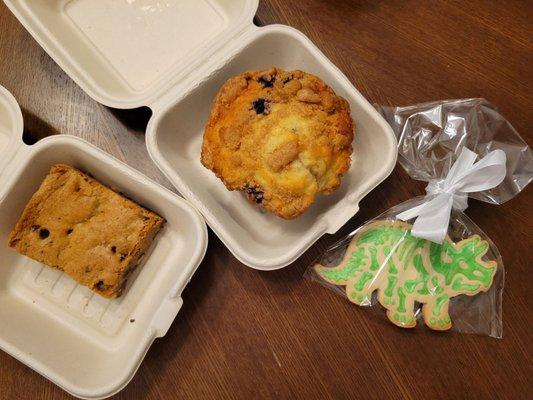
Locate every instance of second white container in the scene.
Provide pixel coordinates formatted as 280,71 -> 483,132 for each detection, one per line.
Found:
0,85 -> 208,399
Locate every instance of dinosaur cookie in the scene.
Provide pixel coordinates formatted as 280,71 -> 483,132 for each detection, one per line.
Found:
314,220 -> 498,330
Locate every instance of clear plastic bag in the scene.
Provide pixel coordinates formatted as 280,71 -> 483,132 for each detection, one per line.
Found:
306,198 -> 504,336
306,99 -> 532,338
377,98 -> 532,204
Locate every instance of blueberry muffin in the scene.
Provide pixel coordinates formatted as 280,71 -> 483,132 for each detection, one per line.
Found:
201,67 -> 354,219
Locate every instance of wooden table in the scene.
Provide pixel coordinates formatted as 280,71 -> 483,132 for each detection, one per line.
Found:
1,1 -> 531,399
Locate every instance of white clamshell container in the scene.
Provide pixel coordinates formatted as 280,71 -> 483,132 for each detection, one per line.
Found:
4,0 -> 397,271
2,0 -> 397,396
0,86 -> 208,398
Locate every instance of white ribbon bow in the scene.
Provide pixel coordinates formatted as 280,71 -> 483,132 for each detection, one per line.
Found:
397,147 -> 507,244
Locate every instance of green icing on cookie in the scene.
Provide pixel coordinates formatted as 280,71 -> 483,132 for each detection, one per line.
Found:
387,256 -> 398,274
369,247 -> 380,271
320,247 -> 366,283
431,276 -> 444,295
430,238 -> 494,292
355,272 -> 374,291
397,287 -> 407,313
314,220 -> 498,331
384,275 -> 397,297
433,294 -> 449,317
404,254 -> 431,295
451,277 -> 480,293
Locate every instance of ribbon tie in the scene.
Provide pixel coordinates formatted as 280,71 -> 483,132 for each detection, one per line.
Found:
397,147 -> 507,243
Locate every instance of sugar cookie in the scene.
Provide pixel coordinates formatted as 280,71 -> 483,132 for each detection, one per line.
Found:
314,220 -> 497,330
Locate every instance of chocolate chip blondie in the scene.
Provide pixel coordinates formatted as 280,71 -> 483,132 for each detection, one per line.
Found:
8,164 -> 164,298
201,67 -> 354,219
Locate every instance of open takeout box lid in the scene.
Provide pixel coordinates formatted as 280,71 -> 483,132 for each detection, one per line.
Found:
0,86 -> 24,173
3,0 -> 259,109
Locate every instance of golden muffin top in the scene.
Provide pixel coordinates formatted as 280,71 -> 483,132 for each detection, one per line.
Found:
201,67 -> 354,219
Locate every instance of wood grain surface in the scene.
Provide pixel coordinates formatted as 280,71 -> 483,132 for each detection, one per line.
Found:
1,1 -> 532,399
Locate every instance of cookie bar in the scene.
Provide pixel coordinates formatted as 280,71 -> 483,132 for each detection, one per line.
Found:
201,67 -> 354,219
8,164 -> 165,298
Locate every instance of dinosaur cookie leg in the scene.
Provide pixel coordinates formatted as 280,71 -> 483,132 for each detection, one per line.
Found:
385,286 -> 417,328
421,294 -> 452,330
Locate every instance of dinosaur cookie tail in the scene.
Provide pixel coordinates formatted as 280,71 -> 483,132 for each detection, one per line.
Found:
314,245 -> 367,284
314,262 -> 354,286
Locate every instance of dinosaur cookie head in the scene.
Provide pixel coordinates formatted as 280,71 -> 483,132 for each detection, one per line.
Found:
430,235 -> 497,297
